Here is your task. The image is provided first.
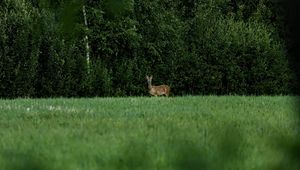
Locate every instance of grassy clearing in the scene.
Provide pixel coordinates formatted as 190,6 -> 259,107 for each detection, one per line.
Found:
0,96 -> 299,170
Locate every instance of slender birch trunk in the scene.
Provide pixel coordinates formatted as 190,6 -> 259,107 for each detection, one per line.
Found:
82,5 -> 90,71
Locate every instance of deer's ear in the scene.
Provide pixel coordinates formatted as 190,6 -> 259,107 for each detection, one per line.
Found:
146,75 -> 149,79
150,75 -> 153,79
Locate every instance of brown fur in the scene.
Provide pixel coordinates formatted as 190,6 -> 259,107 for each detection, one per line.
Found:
146,75 -> 170,97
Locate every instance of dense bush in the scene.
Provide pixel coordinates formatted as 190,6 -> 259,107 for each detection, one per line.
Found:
0,0 -> 294,97
0,0 -> 38,98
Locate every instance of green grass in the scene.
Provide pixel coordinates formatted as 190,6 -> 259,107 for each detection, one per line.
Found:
0,96 -> 299,170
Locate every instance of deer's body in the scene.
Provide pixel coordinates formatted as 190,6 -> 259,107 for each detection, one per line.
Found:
146,75 -> 170,97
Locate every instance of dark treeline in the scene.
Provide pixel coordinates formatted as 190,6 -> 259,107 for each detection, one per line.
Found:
0,0 -> 296,98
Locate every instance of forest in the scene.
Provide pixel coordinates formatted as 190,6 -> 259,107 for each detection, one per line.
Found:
0,0 -> 298,98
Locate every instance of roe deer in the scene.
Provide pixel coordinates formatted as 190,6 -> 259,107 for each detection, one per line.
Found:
146,75 -> 170,97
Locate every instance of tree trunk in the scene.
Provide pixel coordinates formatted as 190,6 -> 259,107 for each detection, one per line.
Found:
82,5 -> 90,69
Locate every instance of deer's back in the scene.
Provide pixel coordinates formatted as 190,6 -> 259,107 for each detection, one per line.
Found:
150,85 -> 170,96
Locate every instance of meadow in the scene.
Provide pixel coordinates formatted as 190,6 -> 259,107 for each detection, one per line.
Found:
0,96 -> 299,170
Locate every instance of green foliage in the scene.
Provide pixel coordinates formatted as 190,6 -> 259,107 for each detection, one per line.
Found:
0,0 -> 38,98
88,60 -> 112,97
182,4 -> 291,95
0,0 -> 294,97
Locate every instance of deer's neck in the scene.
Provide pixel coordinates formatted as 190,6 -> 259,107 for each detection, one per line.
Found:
148,83 -> 152,89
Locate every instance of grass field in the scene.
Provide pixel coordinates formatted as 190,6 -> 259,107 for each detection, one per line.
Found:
0,96 -> 299,170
